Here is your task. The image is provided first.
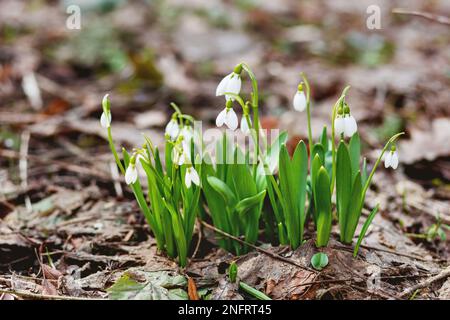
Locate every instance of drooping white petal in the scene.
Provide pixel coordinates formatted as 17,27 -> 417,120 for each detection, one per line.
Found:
384,152 -> 392,168
240,116 -> 251,135
180,126 -> 193,142
344,115 -> 357,137
390,151 -> 399,169
225,109 -> 238,131
216,108 -> 227,127
125,165 -> 138,185
189,167 -> 200,186
225,73 -> 241,100
165,119 -> 180,140
100,111 -> 111,128
293,91 -> 306,112
185,169 -> 192,188
216,73 -> 232,96
334,116 -> 345,136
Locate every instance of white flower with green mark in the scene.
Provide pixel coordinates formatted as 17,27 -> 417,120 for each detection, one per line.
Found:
165,117 -> 180,140
125,163 -> 138,185
185,166 -> 200,188
384,146 -> 399,169
335,104 -> 357,138
100,94 -> 112,128
216,101 -> 238,131
216,65 -> 242,101
293,84 -> 307,112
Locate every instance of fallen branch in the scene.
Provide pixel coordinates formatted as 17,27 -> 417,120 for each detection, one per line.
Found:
0,288 -> 96,300
399,266 -> 450,298
200,220 -> 317,274
392,8 -> 450,26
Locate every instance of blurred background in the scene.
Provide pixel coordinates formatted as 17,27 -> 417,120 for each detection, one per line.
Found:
0,0 -> 449,206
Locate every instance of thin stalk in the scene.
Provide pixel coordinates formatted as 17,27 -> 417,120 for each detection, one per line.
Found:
330,86 -> 351,194
300,73 -> 313,155
241,63 -> 260,177
107,127 -> 125,174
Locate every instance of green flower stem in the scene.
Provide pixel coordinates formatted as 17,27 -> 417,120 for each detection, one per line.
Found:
300,73 -> 313,156
107,127 -> 125,174
330,86 -> 351,194
360,132 -> 405,206
241,63 -> 260,177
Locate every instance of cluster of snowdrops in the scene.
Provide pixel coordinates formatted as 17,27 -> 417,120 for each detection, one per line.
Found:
100,63 -> 403,267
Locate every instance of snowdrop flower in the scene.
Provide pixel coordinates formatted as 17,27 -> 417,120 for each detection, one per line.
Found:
240,115 -> 252,135
216,101 -> 238,131
165,117 -> 180,140
185,166 -> 200,188
293,84 -> 307,112
173,139 -> 191,166
334,104 -> 357,138
384,146 -> 399,169
125,163 -> 138,185
180,125 -> 193,143
216,65 -> 242,101
100,94 -> 112,128
100,111 -> 112,128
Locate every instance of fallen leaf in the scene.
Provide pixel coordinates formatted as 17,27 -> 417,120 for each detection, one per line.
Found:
187,277 -> 200,300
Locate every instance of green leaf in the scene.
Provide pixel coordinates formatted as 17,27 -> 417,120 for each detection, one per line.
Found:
315,167 -> 332,247
311,253 -> 329,271
108,271 -> 187,300
266,131 -> 288,174
239,282 -> 271,300
353,204 -> 379,257
343,172 -> 363,244
336,141 -> 352,241
206,176 -> 237,206
235,190 -> 266,216
349,133 -> 361,181
320,126 -> 329,151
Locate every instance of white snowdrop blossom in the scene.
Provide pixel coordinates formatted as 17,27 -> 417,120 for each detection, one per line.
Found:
216,72 -> 242,101
180,126 -> 193,143
165,118 -> 180,140
343,115 -> 357,137
100,94 -> 112,128
240,116 -> 252,135
384,148 -> 399,169
216,107 -> 238,131
173,140 -> 191,166
334,104 -> 357,138
100,111 -> 112,128
334,115 -> 345,136
185,166 -> 200,188
293,85 -> 307,112
125,164 -> 138,185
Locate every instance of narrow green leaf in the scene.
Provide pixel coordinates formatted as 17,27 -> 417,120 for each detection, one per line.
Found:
206,176 -> 237,206
353,204 -> 379,257
235,190 -> 266,216
320,126 -> 329,151
239,282 -> 271,300
343,172 -> 363,244
348,133 -> 361,181
336,141 -> 352,241
315,167 -> 332,247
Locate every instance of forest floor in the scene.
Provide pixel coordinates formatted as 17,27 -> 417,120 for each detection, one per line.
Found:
0,0 -> 449,300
